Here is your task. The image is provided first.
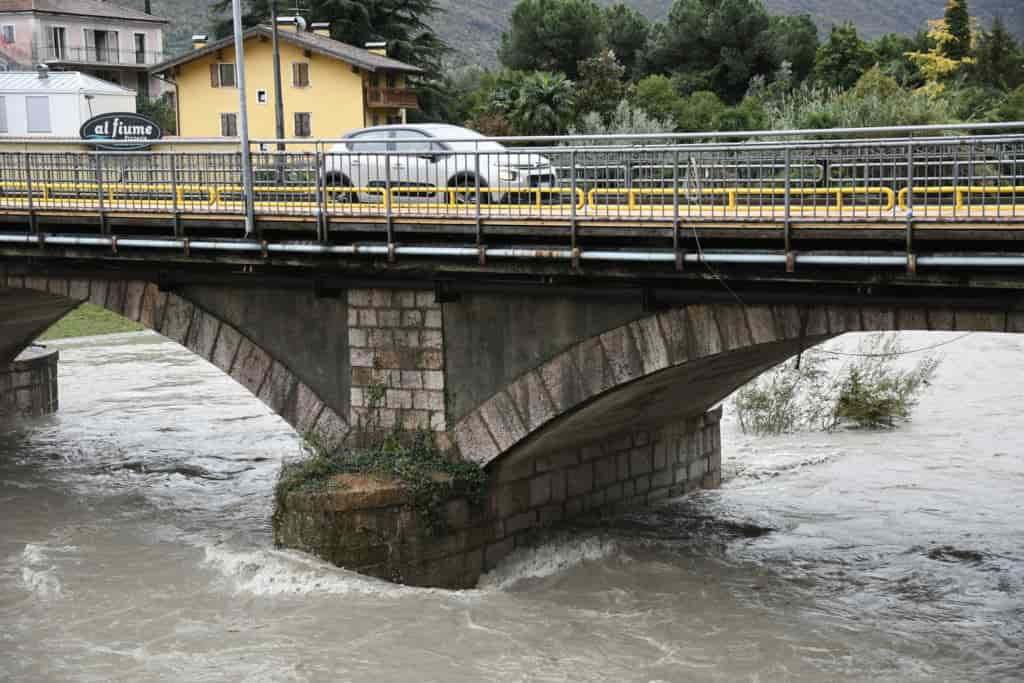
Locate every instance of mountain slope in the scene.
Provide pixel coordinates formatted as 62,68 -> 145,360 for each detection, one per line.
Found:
124,0 -> 1024,67
435,0 -> 1024,67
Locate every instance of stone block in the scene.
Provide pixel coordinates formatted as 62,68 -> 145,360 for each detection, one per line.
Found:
594,455 -> 617,488
160,295 -> 194,345
401,310 -> 423,327
367,329 -> 393,347
377,309 -> 401,328
257,362 -> 298,416
123,281 -> 146,322
478,392 -> 527,452
568,336 -> 615,397
386,389 -> 413,410
231,339 -> 274,395
185,310 -> 220,360
567,463 -> 594,497
745,305 -> 779,345
653,441 -> 668,470
715,304 -> 754,350
430,411 -> 446,431
588,489 -> 606,509
617,454 -> 630,481
686,305 -> 724,358
647,488 -> 670,505
416,291 -> 436,307
529,473 -> 551,507
861,306 -> 896,331
580,443 -> 604,462
504,511 -> 536,535
424,310 -> 442,329
139,283 -> 167,331
538,353 -> 587,413
634,475 -> 650,495
394,291 -> 416,308
651,468 -> 673,490
400,410 -> 430,430
293,383 -> 325,435
896,308 -> 929,331
421,330 -> 443,349
370,290 -> 392,308
538,505 -> 564,526
495,480 -> 530,518
599,326 -> 644,385
1009,312 -> 1024,333
453,414 -> 500,465
505,370 -> 556,433
413,390 -> 444,411
549,469 -> 567,503
955,311 -> 1005,332
212,323 -> 243,374
605,483 -> 624,503
311,407 -> 349,450
630,446 -> 653,476
87,279 -> 108,309
484,538 -> 515,571
629,316 -> 670,375
358,309 -> 377,327
689,458 -> 708,480
494,458 -> 534,483
350,348 -> 374,368
655,308 -> 691,365
67,278 -> 90,302
348,289 -> 374,307
423,371 -> 444,390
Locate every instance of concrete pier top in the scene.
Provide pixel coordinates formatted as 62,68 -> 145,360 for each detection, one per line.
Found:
1,345 -> 59,418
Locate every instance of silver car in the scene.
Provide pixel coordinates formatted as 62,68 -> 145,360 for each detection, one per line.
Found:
325,124 -> 556,205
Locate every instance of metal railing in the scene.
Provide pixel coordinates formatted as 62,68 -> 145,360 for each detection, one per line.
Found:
0,122 -> 1022,229
365,87 -> 420,109
38,45 -> 164,66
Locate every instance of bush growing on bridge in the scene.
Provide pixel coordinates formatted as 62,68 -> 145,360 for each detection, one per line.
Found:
733,333 -> 941,435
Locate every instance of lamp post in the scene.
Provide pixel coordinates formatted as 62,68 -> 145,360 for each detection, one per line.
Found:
271,0 -> 285,150
231,0 -> 256,236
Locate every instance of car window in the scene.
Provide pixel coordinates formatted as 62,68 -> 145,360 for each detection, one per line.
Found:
393,130 -> 443,154
347,130 -> 392,152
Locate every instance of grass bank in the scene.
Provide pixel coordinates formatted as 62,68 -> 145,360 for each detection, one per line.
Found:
38,304 -> 144,341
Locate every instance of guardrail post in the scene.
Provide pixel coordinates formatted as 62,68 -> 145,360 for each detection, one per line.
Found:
474,149 -> 482,247
315,147 -> 327,243
783,147 -> 792,271
672,149 -> 681,271
384,150 -> 394,258
570,148 -> 578,267
905,138 -> 915,274
22,152 -> 36,235
169,153 -> 181,237
94,153 -> 106,234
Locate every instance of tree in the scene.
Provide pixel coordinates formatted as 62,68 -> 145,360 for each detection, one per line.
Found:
764,14 -> 819,83
907,13 -> 976,95
498,0 -> 606,80
870,31 -> 928,87
971,16 -> 1024,90
494,71 -> 576,135
814,23 -> 876,90
634,75 -> 684,124
574,49 -> 627,122
943,0 -> 972,60
211,0 -> 448,78
645,0 -> 777,104
604,3 -> 649,77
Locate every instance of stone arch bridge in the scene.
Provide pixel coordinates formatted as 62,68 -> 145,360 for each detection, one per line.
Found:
2,264 -> 1022,586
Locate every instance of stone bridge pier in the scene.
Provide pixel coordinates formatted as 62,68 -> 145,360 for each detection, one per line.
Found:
3,266 -> 1019,587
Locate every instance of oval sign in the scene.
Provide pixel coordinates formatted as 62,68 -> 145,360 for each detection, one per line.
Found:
80,112 -> 163,151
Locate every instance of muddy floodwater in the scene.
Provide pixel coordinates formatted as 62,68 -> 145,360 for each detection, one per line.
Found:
1,331 -> 1022,682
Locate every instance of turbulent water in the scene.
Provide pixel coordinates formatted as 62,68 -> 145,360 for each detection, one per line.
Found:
1,331 -> 1022,682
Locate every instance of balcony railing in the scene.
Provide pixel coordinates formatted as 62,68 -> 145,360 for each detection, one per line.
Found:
365,87 -> 419,110
38,46 -> 164,67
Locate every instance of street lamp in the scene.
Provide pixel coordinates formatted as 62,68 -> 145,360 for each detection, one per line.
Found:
231,0 -> 256,236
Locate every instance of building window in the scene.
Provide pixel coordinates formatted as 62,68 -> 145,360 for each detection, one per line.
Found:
210,63 -> 236,88
0,96 -> 7,133
256,89 -> 267,104
294,112 -> 311,137
26,96 -> 51,133
136,73 -> 149,98
220,113 -> 238,137
1,25 -> 14,44
85,29 -> 119,63
134,33 -> 146,64
385,72 -> 397,89
292,62 -> 309,87
49,27 -> 66,59
368,73 -> 379,88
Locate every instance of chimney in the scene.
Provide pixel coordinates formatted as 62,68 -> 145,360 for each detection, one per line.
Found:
191,34 -> 208,50
277,16 -> 306,33
311,22 -> 330,37
365,41 -> 387,56
35,63 -> 48,79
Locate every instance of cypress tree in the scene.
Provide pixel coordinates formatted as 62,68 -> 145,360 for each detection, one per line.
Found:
943,0 -> 971,60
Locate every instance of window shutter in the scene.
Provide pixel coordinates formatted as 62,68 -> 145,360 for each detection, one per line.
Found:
292,62 -> 299,86
210,63 -> 219,87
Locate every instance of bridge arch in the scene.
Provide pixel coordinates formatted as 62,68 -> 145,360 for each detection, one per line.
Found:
453,301 -> 1021,469
2,272 -> 349,445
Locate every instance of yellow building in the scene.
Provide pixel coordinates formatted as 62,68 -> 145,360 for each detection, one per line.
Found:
149,22 -> 422,140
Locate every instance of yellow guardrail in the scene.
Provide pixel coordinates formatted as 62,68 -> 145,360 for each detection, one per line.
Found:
897,185 -> 1024,211
588,186 -> 896,211
2,179 -> 1022,217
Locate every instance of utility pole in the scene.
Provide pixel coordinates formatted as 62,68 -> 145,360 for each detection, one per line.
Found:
231,0 -> 255,236
270,0 -> 285,151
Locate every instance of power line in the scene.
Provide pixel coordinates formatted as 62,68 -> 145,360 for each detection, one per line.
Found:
815,332 -> 974,358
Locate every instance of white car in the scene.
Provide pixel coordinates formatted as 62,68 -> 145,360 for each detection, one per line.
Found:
325,124 -> 557,205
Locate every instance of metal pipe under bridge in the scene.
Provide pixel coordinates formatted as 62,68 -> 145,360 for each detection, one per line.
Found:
2,121 -> 1024,274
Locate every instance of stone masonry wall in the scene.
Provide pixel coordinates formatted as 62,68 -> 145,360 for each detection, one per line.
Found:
0,346 -> 59,418
274,407 -> 723,588
347,289 -> 447,443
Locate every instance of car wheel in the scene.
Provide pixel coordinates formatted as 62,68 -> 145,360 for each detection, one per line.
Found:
327,174 -> 358,204
451,175 -> 490,205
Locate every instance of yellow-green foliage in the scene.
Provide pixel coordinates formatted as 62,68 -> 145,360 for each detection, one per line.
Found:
38,304 -> 143,340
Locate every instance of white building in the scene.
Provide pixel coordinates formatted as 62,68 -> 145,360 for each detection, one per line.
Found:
0,70 -> 135,136
0,0 -> 168,99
